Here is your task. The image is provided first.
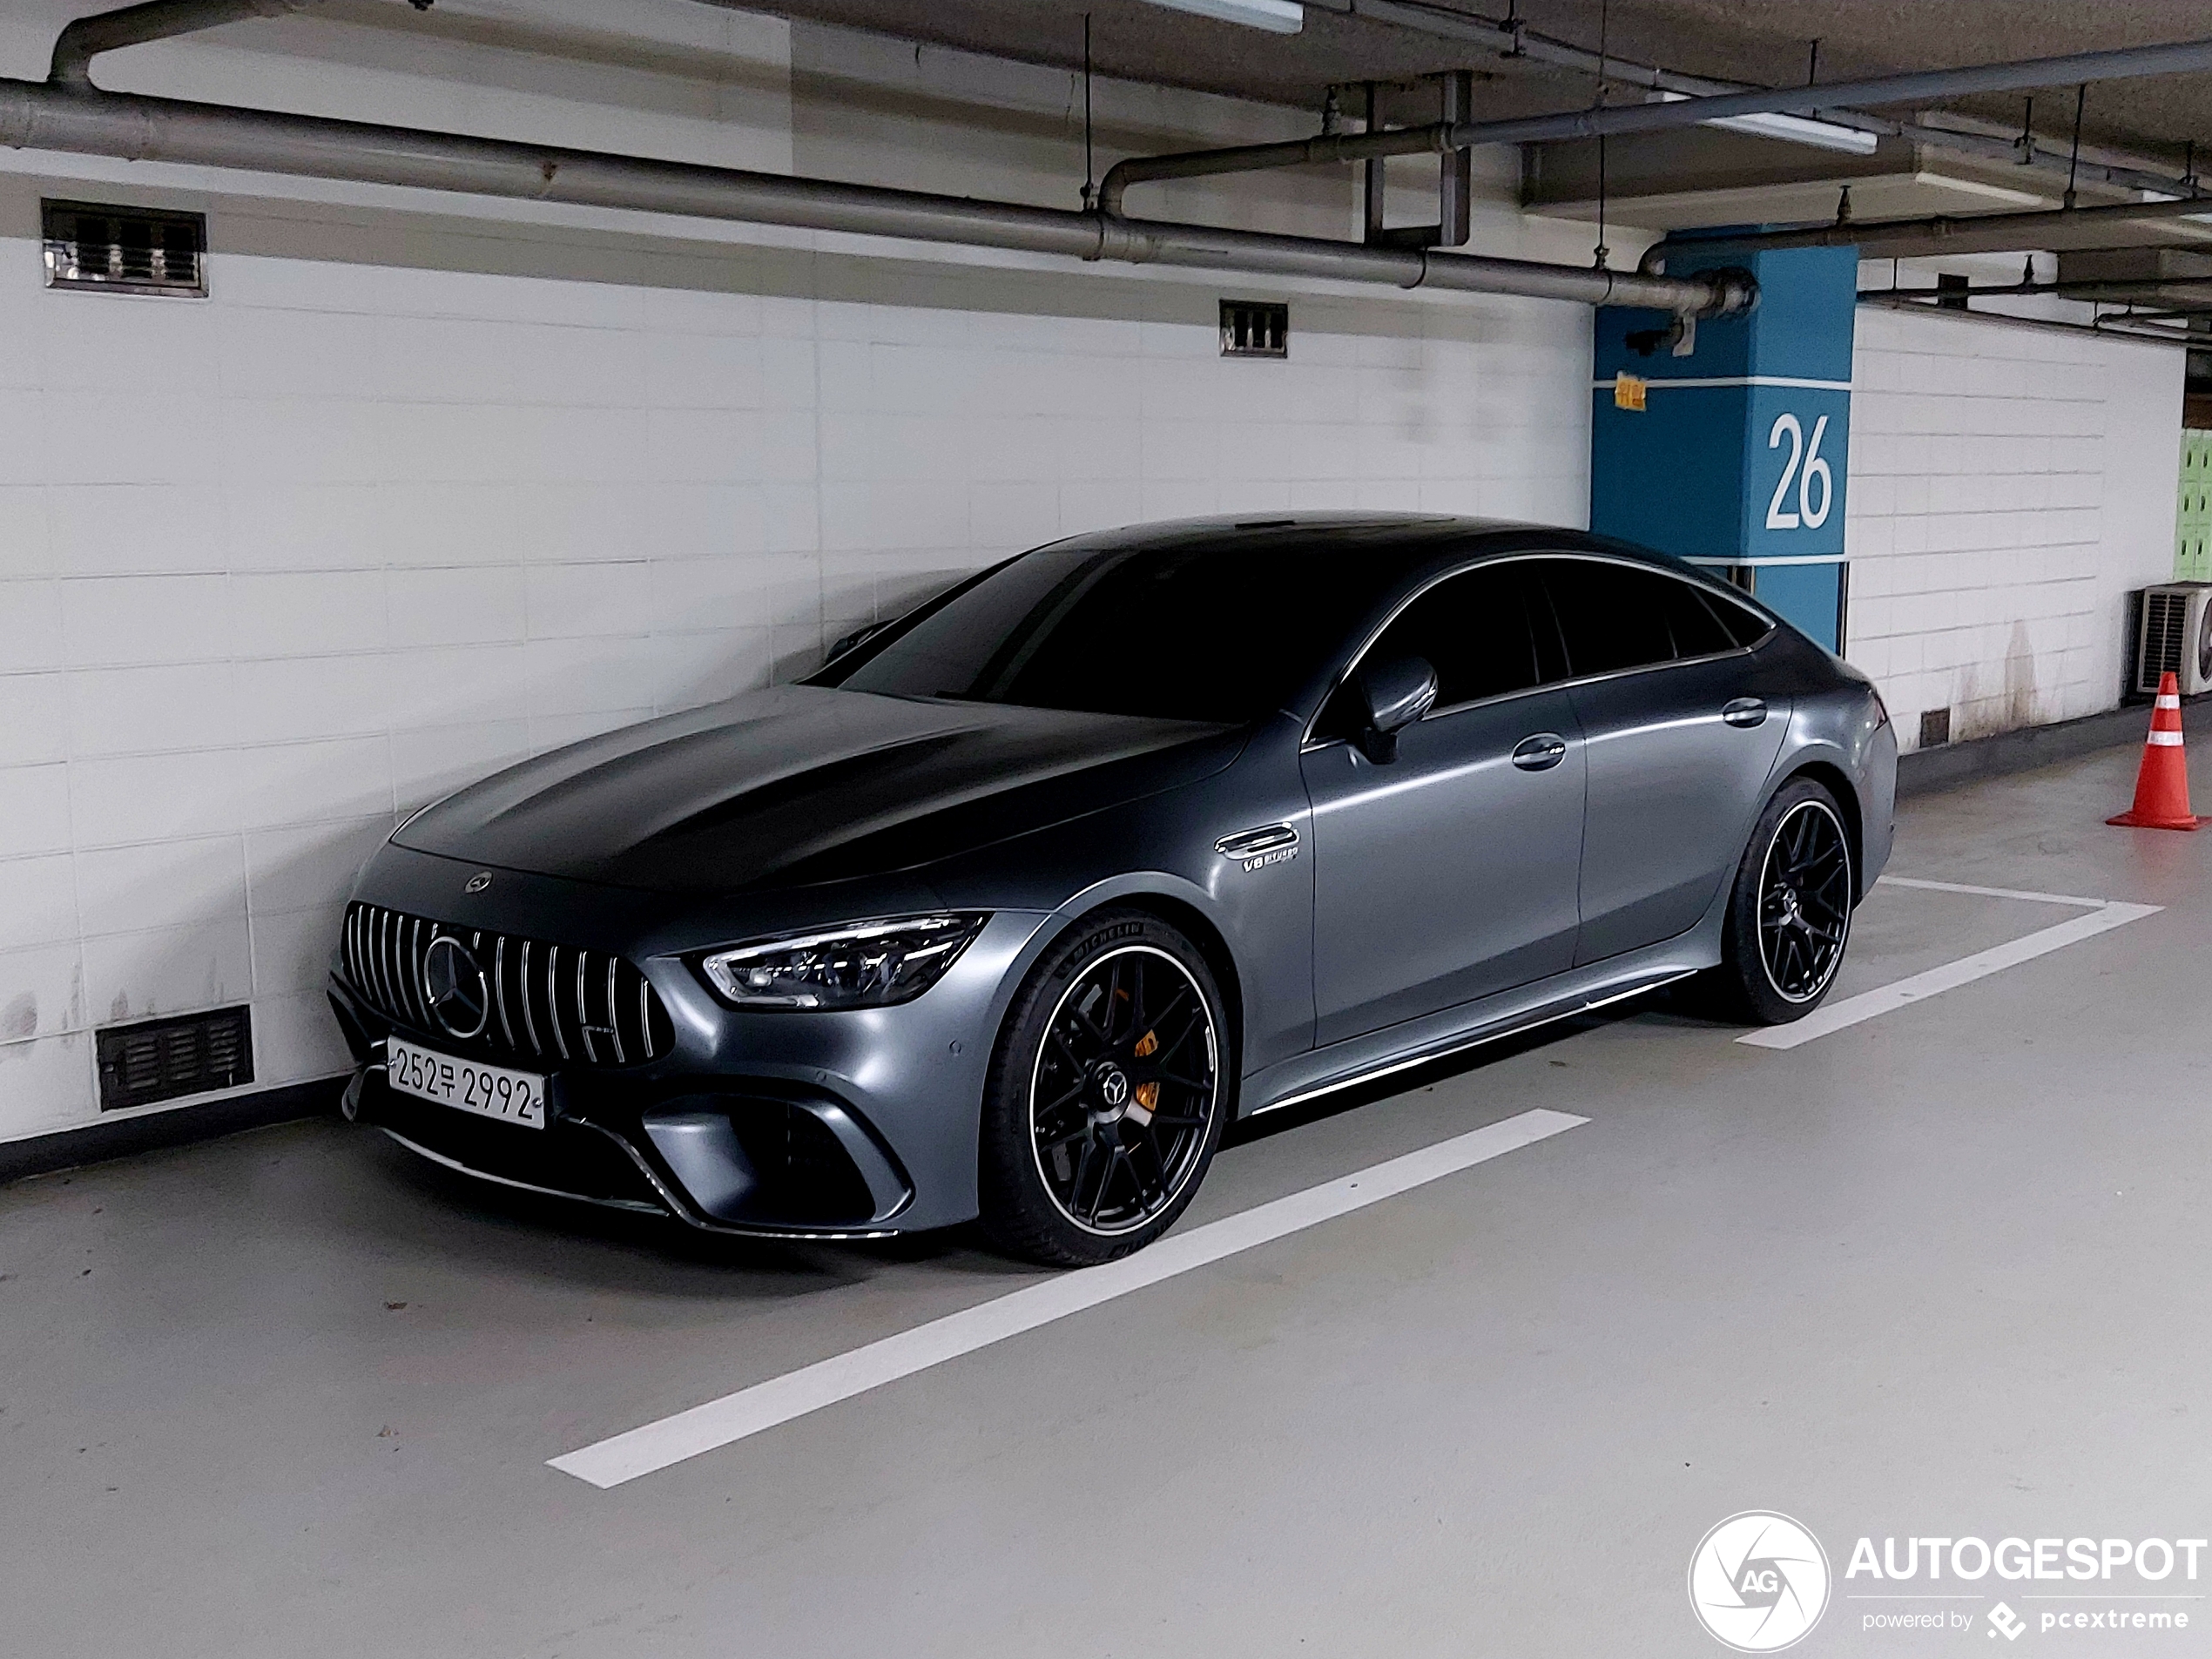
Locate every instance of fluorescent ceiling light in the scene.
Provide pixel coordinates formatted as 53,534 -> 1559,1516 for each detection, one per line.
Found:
1139,0 -> 1304,34
1649,91 -> 1878,156
1706,110 -> 1880,155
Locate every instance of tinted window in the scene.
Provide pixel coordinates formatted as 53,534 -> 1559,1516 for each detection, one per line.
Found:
1314,563 -> 1550,740
1703,587 -> 1776,648
1379,564 -> 1546,704
1539,559 -> 1750,678
1661,579 -> 1737,658
821,538 -> 1405,723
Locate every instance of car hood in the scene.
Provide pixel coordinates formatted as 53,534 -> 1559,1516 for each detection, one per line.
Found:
392,684 -> 1244,894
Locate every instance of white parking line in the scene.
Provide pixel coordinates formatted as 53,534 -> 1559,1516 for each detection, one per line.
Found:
1875,874 -> 2110,909
1738,876 -> 2161,1051
549,1106 -> 1588,1489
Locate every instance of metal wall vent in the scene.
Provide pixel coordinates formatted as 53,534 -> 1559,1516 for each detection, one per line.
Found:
1220,300 -> 1288,358
96,1007 -> 253,1112
1919,708 -> 1952,749
2140,587 -> 2191,690
43,199 -> 207,297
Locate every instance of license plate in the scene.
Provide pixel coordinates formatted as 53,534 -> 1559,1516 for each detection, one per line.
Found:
386,1036 -> 548,1130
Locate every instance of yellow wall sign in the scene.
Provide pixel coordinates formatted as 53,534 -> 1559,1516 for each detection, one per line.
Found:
1613,373 -> 1648,412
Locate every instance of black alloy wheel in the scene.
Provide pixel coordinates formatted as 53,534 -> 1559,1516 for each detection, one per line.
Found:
1700,775 -> 1856,1026
1029,945 -> 1217,1233
979,911 -> 1228,1265
1756,798 -> 1852,1003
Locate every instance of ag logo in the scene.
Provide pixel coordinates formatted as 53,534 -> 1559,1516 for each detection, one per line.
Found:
1688,1511 -> 1831,1652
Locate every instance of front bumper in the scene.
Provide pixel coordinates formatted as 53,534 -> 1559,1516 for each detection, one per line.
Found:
339,1041 -> 910,1241
329,853 -> 1052,1237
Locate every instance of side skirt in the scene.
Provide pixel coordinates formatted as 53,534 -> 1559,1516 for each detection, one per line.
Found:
1240,945 -> 1712,1118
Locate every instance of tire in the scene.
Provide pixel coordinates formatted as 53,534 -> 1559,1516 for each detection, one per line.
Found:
978,908 -> 1231,1267
1702,776 -> 1856,1025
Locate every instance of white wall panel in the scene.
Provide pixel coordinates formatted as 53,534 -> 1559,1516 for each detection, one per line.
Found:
1845,303 -> 2183,747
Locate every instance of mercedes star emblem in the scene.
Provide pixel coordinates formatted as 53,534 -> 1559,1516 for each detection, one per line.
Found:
421,934 -> 491,1040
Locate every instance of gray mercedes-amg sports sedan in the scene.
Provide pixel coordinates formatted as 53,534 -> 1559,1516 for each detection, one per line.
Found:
329,514 -> 1895,1264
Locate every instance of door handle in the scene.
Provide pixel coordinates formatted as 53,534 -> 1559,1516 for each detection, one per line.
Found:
1722,698 -> 1768,728
1511,732 -> 1569,772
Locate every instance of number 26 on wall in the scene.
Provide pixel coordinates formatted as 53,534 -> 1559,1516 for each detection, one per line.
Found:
1765,411 -> 1834,530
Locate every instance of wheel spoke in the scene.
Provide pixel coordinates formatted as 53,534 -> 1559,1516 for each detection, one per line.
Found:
1144,1069 -> 1211,1093
1049,1026 -> 1092,1073
1152,1001 -> 1205,1065
1037,1079 -> 1085,1114
1066,1139 -> 1098,1211
1068,997 -> 1111,1049
1088,1146 -> 1128,1223
1133,1127 -> 1170,1204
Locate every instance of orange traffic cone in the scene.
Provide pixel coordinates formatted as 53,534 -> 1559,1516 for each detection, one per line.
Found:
2107,671 -> 2202,831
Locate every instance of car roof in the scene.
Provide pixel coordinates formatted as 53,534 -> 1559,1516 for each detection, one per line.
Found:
1035,512 -> 1686,584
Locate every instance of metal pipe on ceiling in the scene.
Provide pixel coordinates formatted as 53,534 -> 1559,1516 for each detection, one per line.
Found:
1639,192 -> 2212,268
0,77 -> 1747,314
1442,37 -> 2212,149
48,0 -> 322,88
1317,0 -> 2205,199
1865,273 -> 2212,304
1099,120 -> 1455,216
1856,288 -> 2199,342
1100,36 -> 2212,217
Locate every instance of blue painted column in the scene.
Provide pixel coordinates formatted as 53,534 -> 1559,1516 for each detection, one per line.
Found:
1590,241 -> 1858,651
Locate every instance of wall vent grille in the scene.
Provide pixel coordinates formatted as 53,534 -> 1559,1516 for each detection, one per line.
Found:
1220,300 -> 1288,358
43,199 -> 207,297
1919,708 -> 1952,749
96,1007 -> 253,1112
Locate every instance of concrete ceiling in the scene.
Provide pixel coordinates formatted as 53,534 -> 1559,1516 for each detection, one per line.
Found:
723,0 -> 2212,168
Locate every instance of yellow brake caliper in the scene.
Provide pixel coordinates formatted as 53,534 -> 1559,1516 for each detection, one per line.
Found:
1129,1029 -> 1160,1124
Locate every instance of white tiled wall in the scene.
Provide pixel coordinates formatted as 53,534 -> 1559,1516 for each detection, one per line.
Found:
0,5 -> 1598,1142
1844,303 -> 2183,746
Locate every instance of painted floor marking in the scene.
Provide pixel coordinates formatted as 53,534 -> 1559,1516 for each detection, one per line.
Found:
1875,874 -> 2110,909
1739,874 -> 2161,1051
550,1106 -> 1588,1489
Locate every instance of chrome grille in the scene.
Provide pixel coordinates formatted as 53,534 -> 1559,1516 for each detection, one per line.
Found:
343,902 -> 671,1069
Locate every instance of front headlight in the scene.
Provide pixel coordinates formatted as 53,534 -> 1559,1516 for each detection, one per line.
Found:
696,914 -> 989,1010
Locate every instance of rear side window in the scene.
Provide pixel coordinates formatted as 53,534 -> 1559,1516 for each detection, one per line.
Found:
1702,587 -> 1776,648
1536,558 -> 1763,678
1660,579 -> 1737,658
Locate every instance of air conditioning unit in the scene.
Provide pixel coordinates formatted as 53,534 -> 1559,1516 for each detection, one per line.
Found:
2134,583 -> 2212,697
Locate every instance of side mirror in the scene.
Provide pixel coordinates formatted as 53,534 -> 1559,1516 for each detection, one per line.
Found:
1352,655 -> 1438,763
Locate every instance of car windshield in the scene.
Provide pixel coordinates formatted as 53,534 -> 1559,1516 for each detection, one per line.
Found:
819,534 -> 1413,723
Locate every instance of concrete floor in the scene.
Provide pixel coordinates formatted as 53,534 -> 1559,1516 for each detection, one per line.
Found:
4,737 -> 2209,1658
